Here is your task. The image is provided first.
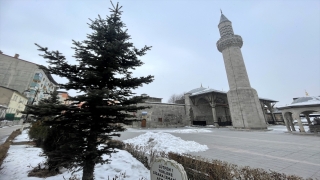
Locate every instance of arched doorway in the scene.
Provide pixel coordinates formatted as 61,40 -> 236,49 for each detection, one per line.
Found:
193,98 -> 212,126
141,119 -> 146,127
300,110 -> 317,125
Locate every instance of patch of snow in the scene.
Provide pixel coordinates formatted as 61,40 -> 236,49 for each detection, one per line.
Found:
268,125 -> 310,133
0,145 -> 44,180
1,129 -> 150,180
123,132 -> 208,154
206,125 -> 215,127
13,129 -> 30,142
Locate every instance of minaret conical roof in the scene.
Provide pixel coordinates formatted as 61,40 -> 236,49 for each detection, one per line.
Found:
219,13 -> 230,24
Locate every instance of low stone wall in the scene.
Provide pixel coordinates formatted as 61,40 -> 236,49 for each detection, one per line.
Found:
309,125 -> 320,133
131,102 -> 188,128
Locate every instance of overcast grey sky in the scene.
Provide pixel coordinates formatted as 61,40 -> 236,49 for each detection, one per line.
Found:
0,0 -> 319,106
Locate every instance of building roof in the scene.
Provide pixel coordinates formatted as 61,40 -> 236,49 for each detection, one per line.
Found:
290,96 -> 320,106
0,86 -> 28,99
187,87 -> 208,94
187,86 -> 277,102
258,97 -> 278,103
37,65 -> 58,85
189,87 -> 226,96
219,13 -> 231,24
0,53 -> 58,85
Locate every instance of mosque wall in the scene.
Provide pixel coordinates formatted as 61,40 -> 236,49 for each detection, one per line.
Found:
130,102 -> 188,128
191,101 -> 214,125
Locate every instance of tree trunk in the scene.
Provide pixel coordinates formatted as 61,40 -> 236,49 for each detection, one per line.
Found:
82,134 -> 97,180
82,159 -> 95,180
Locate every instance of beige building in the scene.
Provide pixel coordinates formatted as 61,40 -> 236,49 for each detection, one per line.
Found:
57,91 -> 71,105
0,86 -> 28,120
0,104 -> 8,120
0,52 -> 58,105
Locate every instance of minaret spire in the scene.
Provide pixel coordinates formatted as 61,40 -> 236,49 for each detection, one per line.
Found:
220,9 -> 222,14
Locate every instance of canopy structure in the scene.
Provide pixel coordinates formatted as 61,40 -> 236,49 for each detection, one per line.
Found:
184,86 -> 278,127
278,96 -> 320,132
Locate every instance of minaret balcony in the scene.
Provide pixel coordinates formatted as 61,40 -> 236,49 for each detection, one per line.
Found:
216,35 -> 243,52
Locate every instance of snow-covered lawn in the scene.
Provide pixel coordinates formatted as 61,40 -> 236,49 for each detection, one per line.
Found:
1,129 -> 209,180
0,144 -> 149,180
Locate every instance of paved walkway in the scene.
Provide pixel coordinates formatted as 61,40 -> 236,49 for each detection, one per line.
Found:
0,123 -> 29,143
115,127 -> 320,179
0,125 -> 23,143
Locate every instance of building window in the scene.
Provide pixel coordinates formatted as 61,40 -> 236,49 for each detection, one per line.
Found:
158,118 -> 162,122
12,95 -> 18,101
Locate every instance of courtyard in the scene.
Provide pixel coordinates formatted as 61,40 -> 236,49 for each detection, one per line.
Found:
115,125 -> 320,179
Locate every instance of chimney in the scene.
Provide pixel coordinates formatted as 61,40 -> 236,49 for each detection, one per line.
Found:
14,54 -> 19,58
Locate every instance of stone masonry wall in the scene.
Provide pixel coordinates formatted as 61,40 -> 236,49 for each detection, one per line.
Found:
131,102 -> 188,128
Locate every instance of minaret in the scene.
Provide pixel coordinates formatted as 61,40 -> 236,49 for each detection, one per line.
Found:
216,12 -> 267,129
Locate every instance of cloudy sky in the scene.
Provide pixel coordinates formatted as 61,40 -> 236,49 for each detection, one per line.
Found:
0,0 -> 319,106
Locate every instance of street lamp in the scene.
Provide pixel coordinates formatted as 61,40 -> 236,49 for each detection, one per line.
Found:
24,88 -> 49,122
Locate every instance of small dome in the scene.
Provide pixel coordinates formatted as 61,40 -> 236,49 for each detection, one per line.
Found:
291,96 -> 320,105
187,87 -> 207,94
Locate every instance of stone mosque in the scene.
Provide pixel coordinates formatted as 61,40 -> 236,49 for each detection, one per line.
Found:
130,12 -> 279,129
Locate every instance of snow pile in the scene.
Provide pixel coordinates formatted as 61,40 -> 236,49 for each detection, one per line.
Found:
94,150 -> 149,180
123,132 -> 208,153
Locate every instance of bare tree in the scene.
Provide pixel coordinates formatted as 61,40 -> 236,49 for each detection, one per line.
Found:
167,93 -> 185,103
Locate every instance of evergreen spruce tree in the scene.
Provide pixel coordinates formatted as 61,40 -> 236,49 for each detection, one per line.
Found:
34,2 -> 154,180
23,90 -> 63,118
21,90 -> 62,144
23,91 -> 71,172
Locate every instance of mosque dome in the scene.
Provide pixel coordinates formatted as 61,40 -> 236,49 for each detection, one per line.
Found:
291,96 -> 320,106
187,87 -> 207,94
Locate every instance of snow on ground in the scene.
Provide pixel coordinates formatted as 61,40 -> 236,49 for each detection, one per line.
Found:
1,125 -> 312,180
13,129 -> 30,142
1,130 -> 150,180
1,145 -> 44,180
268,125 -> 310,133
123,132 -> 208,154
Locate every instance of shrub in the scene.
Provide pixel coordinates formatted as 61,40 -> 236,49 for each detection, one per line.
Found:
122,143 -> 309,180
168,153 -> 307,180
28,120 -> 49,147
